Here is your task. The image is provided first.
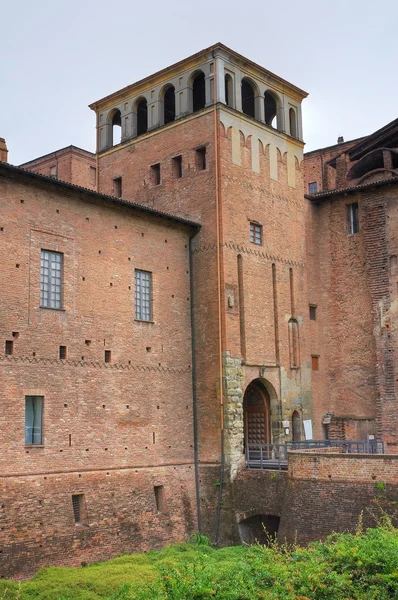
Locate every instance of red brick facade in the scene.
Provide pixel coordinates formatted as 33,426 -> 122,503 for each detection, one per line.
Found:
1,42 -> 398,578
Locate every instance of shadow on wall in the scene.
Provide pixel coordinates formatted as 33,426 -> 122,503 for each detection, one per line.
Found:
238,514 -> 280,545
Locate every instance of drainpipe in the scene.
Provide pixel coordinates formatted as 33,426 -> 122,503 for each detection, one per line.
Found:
189,228 -> 201,532
212,51 -> 226,546
95,110 -> 99,192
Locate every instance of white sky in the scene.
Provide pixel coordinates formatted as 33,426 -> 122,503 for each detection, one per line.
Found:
1,0 -> 397,165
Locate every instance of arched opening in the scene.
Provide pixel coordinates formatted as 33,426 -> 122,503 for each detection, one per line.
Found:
163,86 -> 175,124
264,92 -> 277,129
243,379 -> 271,452
136,98 -> 148,136
225,73 -> 233,108
347,149 -> 385,180
289,108 -> 297,138
192,72 -> 205,112
292,410 -> 301,442
241,78 -> 255,118
238,514 -> 280,545
110,109 -> 122,146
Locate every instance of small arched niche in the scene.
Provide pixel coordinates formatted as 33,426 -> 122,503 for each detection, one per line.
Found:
135,98 -> 148,136
225,73 -> 234,108
163,85 -> 176,124
292,410 -> 302,442
241,78 -> 256,118
192,71 -> 206,112
109,109 -> 122,146
289,108 -> 297,138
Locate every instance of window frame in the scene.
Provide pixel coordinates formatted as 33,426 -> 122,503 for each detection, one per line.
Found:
25,395 -> 44,446
347,202 -> 359,235
249,221 -> 263,245
309,304 -> 317,321
135,269 -> 152,322
311,355 -> 320,371
308,181 -> 318,194
40,249 -> 63,310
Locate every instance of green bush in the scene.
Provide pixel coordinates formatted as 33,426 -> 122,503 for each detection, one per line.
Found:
1,525 -> 398,599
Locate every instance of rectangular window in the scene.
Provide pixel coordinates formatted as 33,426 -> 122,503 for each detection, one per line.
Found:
40,250 -> 63,309
113,177 -> 122,198
49,166 -> 57,179
309,305 -> 317,321
311,355 -> 319,371
59,345 -> 67,360
172,155 -> 182,178
154,485 -> 166,513
308,181 -> 318,194
135,269 -> 152,321
25,396 -> 43,445
104,350 -> 111,363
347,202 -> 359,234
5,340 -> 13,355
71,493 -> 87,525
195,147 -> 206,170
151,163 -> 161,185
250,222 -> 262,245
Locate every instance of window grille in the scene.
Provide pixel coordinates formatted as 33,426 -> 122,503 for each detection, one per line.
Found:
309,305 -> 317,321
40,250 -> 63,309
71,494 -> 87,524
250,222 -> 262,245
135,270 -> 152,321
25,396 -> 43,445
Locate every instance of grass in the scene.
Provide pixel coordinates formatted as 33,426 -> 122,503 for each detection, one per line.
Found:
2,523 -> 398,599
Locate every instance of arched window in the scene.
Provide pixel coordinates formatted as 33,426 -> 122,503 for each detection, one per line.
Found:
225,74 -> 233,108
136,98 -> 148,136
164,86 -> 175,124
110,109 -> 122,146
192,72 -> 205,112
289,108 -> 297,138
241,79 -> 255,118
264,92 -> 277,128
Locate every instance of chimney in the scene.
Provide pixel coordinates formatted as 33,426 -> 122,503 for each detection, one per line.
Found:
337,136 -> 344,144
0,138 -> 8,163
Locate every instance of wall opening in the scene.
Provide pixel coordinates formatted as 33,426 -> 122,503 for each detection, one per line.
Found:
195,147 -> 206,170
264,92 -> 277,128
72,493 -> 87,525
238,514 -> 280,545
288,319 -> 299,368
289,108 -> 297,138
111,109 -> 122,145
243,379 -> 271,451
225,73 -> 233,108
241,79 -> 255,118
136,98 -> 148,136
192,72 -> 205,112
163,86 -> 175,124
154,485 -> 166,513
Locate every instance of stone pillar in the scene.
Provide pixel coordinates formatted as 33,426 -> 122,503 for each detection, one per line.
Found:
277,106 -> 285,133
121,111 -> 134,141
215,57 -> 225,104
234,71 -> 242,113
205,73 -> 214,107
222,351 -> 245,480
0,138 -> 8,162
255,94 -> 265,123
296,104 -> 304,141
148,100 -> 161,130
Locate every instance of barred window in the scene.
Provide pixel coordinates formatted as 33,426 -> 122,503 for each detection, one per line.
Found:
250,222 -> 262,245
135,269 -> 152,321
40,250 -> 63,309
25,396 -> 43,445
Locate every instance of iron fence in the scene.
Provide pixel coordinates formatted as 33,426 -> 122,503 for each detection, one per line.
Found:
246,439 -> 386,470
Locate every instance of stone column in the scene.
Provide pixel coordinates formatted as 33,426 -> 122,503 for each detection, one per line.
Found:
205,73 -> 214,107
215,57 -> 225,104
234,71 -> 242,113
255,94 -> 265,123
148,100 -> 161,130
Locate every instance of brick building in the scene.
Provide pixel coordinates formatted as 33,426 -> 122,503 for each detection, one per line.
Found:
1,43 -> 398,578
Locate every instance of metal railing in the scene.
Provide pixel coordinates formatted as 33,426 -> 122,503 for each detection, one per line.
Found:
245,439 -> 386,470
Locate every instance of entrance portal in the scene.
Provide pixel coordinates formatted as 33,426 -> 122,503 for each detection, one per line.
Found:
243,379 -> 271,450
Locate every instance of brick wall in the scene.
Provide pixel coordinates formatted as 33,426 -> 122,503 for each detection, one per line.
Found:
20,147 -> 96,190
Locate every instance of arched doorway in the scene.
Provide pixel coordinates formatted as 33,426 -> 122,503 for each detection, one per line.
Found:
243,379 -> 271,450
238,514 -> 280,545
292,410 -> 301,442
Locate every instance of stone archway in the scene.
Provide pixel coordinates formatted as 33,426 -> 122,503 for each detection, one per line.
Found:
243,379 -> 271,450
238,514 -> 280,545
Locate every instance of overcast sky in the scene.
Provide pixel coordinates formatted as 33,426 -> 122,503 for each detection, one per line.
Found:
1,0 -> 397,165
